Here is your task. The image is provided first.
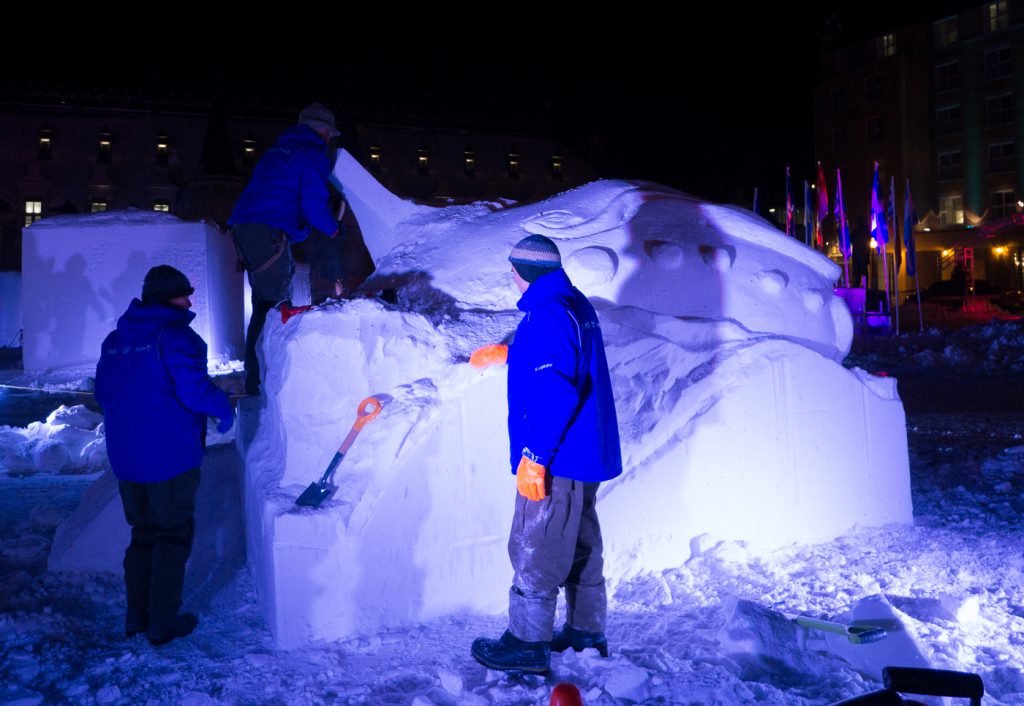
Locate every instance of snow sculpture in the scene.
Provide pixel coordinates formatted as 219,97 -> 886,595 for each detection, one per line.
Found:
241,150 -> 912,647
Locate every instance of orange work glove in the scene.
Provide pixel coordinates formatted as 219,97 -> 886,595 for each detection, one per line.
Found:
469,343 -> 508,368
516,455 -> 547,501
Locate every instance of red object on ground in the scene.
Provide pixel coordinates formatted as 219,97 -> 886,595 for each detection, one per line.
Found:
550,682 -> 584,706
875,371 -> 890,377
280,304 -> 313,323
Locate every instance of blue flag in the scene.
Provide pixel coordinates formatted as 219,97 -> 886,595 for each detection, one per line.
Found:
835,169 -> 851,258
870,162 -> 888,253
904,179 -> 918,277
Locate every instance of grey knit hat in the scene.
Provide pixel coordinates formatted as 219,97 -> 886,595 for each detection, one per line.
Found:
509,234 -> 562,283
298,103 -> 340,138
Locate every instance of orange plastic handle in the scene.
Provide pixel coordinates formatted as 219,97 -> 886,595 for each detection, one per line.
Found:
352,396 -> 382,431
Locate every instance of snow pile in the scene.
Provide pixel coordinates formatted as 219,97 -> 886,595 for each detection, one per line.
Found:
0,405 -> 107,477
22,211 -> 243,370
237,157 -> 912,647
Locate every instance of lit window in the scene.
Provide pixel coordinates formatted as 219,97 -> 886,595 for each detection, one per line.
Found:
417,145 -> 430,176
939,195 -> 965,225
90,198 -> 108,213
935,17 -> 958,47
38,127 -> 52,160
98,128 -> 112,163
833,126 -> 848,151
876,33 -> 896,58
24,200 -> 42,227
989,141 -> 1014,172
865,74 -> 884,101
986,1 -> 1009,32
938,151 -> 963,179
156,132 -> 170,165
985,46 -> 1012,79
243,139 -> 256,166
937,105 -> 962,136
936,61 -> 960,91
867,116 -> 886,144
986,93 -> 1013,126
507,146 -> 520,178
551,154 -> 564,179
991,190 -> 1016,218
153,200 -> 171,213
369,144 -> 382,171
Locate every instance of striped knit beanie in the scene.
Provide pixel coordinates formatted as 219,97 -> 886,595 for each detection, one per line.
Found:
508,234 -> 562,283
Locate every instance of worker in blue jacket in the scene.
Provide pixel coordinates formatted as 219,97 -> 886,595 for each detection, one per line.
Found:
228,102 -> 341,394
471,234 -> 622,674
95,265 -> 234,646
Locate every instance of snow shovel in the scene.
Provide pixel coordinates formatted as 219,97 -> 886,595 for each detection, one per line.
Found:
295,396 -> 382,508
793,615 -> 887,644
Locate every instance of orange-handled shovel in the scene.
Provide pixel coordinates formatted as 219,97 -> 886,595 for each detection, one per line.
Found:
295,397 -> 382,508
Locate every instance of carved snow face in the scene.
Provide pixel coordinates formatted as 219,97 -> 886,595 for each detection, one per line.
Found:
333,151 -> 852,361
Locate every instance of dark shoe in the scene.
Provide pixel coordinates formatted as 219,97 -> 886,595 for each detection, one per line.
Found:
125,616 -> 148,639
146,612 -> 199,646
471,630 -> 550,674
550,623 -> 609,657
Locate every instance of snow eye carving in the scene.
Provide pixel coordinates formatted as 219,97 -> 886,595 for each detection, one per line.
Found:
803,291 -> 825,312
757,269 -> 789,294
698,244 -> 735,272
642,240 -> 684,270
564,246 -> 618,287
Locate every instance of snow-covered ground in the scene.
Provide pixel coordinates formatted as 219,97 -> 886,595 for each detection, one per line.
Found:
2,324 -> 1024,705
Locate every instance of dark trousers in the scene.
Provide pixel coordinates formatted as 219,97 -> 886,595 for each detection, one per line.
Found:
508,476 -> 607,642
118,468 -> 200,627
232,223 -> 294,391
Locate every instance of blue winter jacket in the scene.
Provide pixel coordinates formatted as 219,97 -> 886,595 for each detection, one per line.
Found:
507,269 -> 622,483
228,125 -> 337,242
95,300 -> 233,483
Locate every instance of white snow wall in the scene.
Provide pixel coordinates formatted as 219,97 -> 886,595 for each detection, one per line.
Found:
22,211 -> 243,370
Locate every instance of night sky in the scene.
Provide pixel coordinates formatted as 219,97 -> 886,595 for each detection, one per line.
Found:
8,3 -> 978,205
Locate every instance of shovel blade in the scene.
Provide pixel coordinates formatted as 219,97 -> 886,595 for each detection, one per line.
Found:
295,482 -> 336,508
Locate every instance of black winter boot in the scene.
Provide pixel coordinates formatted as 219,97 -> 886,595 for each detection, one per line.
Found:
471,630 -> 550,673
146,612 -> 199,646
550,622 -> 609,657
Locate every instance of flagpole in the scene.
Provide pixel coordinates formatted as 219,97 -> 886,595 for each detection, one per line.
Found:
881,242 -> 892,332
890,175 -> 900,335
915,268 -> 924,332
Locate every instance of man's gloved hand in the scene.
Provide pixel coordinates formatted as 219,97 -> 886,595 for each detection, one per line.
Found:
216,412 -> 234,434
470,344 -> 508,368
516,455 -> 546,501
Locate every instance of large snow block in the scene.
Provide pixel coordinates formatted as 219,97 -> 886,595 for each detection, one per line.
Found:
0,272 -> 22,347
22,211 -> 242,370
48,443 -> 246,606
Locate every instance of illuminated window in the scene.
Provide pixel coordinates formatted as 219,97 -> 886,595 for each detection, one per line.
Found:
507,146 -> 520,178
938,150 -> 963,179
935,17 -> 958,47
242,139 -> 256,167
156,132 -> 169,165
38,127 -> 52,160
153,200 -> 171,212
831,87 -> 846,112
989,141 -> 1014,172
867,116 -> 886,144
876,33 -> 896,58
986,1 -> 1009,32
865,74 -> 884,101
832,126 -> 848,151
991,190 -> 1016,218
463,147 -> 477,177
937,105 -> 962,136
416,145 -> 430,176
90,198 -> 108,213
551,154 -> 564,179
368,143 -> 382,172
939,195 -> 964,225
986,46 -> 1012,79
936,61 -> 960,91
986,93 -> 1013,126
98,128 -> 112,163
24,200 -> 42,227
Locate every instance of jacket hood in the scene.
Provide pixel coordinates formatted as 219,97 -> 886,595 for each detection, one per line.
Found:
115,298 -> 195,339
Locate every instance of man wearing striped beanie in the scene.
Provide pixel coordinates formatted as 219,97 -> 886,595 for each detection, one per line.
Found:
471,233 -> 622,673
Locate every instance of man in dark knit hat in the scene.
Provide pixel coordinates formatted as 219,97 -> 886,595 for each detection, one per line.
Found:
95,265 -> 234,646
470,234 -> 622,673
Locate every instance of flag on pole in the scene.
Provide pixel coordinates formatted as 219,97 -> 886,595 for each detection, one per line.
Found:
835,168 -> 851,259
753,187 -> 759,216
816,162 -> 829,249
870,161 -> 888,253
804,180 -> 811,246
786,166 -> 795,238
904,179 -> 918,277
889,175 -> 901,272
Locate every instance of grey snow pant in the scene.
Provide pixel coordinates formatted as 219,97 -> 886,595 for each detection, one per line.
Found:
231,223 -> 294,391
508,476 -> 607,642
